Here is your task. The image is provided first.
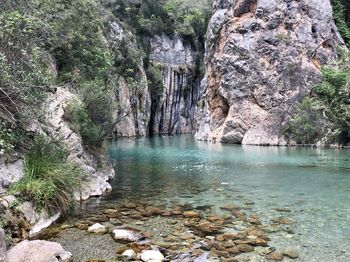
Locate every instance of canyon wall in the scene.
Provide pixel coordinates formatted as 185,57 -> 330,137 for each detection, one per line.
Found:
196,0 -> 345,145
149,35 -> 200,135
111,23 -> 200,137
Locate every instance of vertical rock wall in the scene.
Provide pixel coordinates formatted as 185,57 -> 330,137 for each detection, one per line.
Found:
149,35 -> 200,134
196,0 -> 345,145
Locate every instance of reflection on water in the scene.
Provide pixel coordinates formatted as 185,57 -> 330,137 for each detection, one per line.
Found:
98,135 -> 350,261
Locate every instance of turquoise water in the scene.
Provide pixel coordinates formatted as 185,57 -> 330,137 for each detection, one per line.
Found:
106,135 -> 350,261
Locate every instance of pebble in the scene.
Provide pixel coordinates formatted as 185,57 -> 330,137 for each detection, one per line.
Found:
112,229 -> 143,242
87,223 -> 107,234
141,250 -> 165,262
266,252 -> 284,261
282,247 -> 299,259
122,249 -> 136,259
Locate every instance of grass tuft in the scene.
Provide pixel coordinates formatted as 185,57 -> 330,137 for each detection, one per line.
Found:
11,137 -> 84,215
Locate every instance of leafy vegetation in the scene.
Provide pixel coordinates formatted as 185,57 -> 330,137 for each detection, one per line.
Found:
285,52 -> 350,145
332,0 -> 350,48
0,0 -> 118,150
11,137 -> 84,214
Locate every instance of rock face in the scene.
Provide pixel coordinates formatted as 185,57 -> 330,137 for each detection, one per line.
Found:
196,0 -> 345,145
0,157 -> 23,194
109,21 -> 200,137
6,240 -> 72,262
44,87 -> 115,200
149,34 -> 200,135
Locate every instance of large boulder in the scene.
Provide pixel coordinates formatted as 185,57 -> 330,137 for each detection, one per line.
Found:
196,0 -> 345,145
6,240 -> 72,262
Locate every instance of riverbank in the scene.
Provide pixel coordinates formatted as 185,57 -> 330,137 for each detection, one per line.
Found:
38,195 -> 297,261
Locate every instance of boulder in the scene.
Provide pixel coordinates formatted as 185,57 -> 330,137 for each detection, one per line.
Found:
6,240 -> 72,262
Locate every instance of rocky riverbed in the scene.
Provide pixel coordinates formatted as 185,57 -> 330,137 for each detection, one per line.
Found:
36,197 -> 300,262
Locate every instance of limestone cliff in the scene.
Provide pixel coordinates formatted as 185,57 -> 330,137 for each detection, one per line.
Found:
196,0 -> 345,145
111,22 -> 201,137
149,35 -> 201,134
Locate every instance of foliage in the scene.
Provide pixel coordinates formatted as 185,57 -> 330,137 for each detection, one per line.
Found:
63,101 -> 103,148
0,120 -> 16,155
332,0 -> 350,48
284,98 -> 328,144
146,63 -> 164,98
285,52 -> 350,145
11,137 -> 84,214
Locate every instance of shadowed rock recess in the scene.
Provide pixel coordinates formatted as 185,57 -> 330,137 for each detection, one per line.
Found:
196,0 -> 345,145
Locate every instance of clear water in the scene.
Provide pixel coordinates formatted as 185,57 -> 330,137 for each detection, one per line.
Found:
105,135 -> 350,261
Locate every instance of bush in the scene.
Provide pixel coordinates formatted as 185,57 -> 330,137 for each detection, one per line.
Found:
11,137 -> 84,214
63,101 -> 103,148
284,98 -> 328,144
285,52 -> 350,145
332,0 -> 350,48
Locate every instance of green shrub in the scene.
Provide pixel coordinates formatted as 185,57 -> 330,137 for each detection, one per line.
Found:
0,121 -> 16,155
285,52 -> 350,145
63,101 -> 103,148
332,0 -> 350,48
11,137 -> 84,214
284,98 -> 328,144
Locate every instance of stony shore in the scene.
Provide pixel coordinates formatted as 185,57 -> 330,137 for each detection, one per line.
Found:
30,198 -> 300,262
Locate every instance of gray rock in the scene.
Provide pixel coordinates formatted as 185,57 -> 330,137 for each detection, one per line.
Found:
6,240 -> 72,262
150,34 -> 194,66
0,228 -> 6,262
282,246 -> 299,259
196,0 -> 345,145
0,158 -> 24,194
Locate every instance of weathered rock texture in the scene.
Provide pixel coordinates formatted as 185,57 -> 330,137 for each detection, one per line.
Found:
109,21 -> 200,136
110,22 -> 151,137
196,0 -> 345,145
150,35 -> 200,134
149,35 -> 200,134
43,87 -> 114,200
6,240 -> 72,262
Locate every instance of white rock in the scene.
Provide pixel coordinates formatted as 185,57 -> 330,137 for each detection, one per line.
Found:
112,229 -> 143,242
88,223 -> 107,234
6,240 -> 72,262
29,212 -> 60,237
141,250 -> 164,262
122,249 -> 136,258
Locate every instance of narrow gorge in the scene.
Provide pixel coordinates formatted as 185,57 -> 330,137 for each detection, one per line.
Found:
1,0 -> 350,261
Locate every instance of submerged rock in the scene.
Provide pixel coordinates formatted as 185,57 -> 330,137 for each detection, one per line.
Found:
266,252 -> 285,261
6,240 -> 72,262
140,250 -> 164,262
282,247 -> 299,259
112,229 -> 143,242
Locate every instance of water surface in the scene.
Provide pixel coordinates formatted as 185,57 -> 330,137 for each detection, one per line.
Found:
104,135 -> 350,261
